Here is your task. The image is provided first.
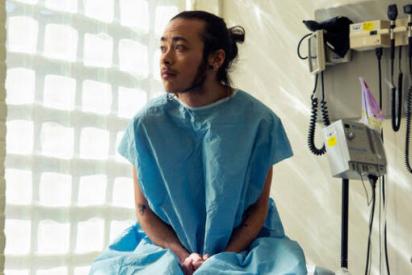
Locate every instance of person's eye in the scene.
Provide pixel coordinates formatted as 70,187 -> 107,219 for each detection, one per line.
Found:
160,45 -> 167,53
175,44 -> 187,51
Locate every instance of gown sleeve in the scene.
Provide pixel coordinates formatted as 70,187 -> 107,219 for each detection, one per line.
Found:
269,114 -> 293,165
117,118 -> 138,167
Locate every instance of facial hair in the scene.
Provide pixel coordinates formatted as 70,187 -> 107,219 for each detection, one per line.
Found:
178,57 -> 210,94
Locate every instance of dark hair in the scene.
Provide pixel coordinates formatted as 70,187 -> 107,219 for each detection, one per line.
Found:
171,10 -> 245,86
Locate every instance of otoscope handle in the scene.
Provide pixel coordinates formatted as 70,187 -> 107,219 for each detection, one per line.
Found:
388,4 -> 398,21
391,86 -> 398,131
391,85 -> 402,132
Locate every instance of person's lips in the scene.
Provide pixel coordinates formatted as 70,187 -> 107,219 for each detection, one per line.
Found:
161,68 -> 177,80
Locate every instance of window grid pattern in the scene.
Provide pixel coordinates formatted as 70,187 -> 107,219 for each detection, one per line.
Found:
1,0 -> 7,273
4,0 -> 184,274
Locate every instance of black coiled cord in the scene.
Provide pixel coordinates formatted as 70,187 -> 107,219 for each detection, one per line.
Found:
320,99 -> 331,126
319,70 -> 331,126
308,91 -> 326,155
297,33 -> 312,60
406,86 -> 412,173
297,33 -> 331,155
308,72 -> 331,155
391,46 -> 403,132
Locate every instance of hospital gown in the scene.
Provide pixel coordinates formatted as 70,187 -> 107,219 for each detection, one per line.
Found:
90,89 -> 307,274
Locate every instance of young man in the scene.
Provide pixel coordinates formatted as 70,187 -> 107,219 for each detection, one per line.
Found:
90,11 -> 307,275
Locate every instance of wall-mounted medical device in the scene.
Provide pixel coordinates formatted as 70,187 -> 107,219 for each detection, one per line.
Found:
303,17 -> 353,74
323,119 -> 387,180
350,20 -> 391,50
307,30 -> 351,74
350,11 -> 412,50
308,30 -> 326,74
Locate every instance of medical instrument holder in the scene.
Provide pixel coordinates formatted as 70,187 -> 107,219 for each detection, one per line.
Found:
323,120 -> 387,272
323,120 -> 387,179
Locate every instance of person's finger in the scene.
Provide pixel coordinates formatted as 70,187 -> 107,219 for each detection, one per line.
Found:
192,258 -> 203,270
202,254 -> 209,261
182,257 -> 195,275
182,263 -> 194,275
189,253 -> 202,262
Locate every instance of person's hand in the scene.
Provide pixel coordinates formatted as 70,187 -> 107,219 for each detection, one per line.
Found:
202,254 -> 209,261
181,253 -> 206,274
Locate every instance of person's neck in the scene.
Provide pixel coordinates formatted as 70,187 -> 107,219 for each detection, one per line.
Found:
176,82 -> 232,108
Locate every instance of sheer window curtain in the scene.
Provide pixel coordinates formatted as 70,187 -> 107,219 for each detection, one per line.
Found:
2,0 -> 186,274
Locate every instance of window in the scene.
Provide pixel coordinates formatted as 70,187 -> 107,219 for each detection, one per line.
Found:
4,0 -> 185,273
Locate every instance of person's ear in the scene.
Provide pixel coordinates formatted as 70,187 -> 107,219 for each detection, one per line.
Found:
208,49 -> 225,71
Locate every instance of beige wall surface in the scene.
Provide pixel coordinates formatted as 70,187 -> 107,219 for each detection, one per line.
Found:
221,0 -> 412,274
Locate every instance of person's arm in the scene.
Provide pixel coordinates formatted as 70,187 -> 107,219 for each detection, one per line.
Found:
224,167 -> 273,253
131,167 -> 189,263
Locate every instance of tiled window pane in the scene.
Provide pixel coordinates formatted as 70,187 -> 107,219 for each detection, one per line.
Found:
118,87 -> 147,118
78,175 -> 107,206
37,267 -> 68,275
75,219 -> 104,253
7,16 -> 38,53
6,120 -> 33,154
14,0 -> 38,4
118,39 -> 148,76
155,6 -> 179,35
4,270 -> 30,275
44,74 -> 76,110
83,33 -> 113,68
82,80 -> 112,114
115,131 -> 127,163
5,219 -> 31,255
45,0 -> 78,13
152,49 -> 161,81
6,68 -> 35,105
119,0 -> 149,32
40,122 -> 74,159
84,0 -> 114,23
80,127 -> 109,159
39,172 -> 72,207
112,177 -> 134,208
5,169 -> 32,205
44,24 -> 78,61
73,266 -> 90,275
37,221 -> 70,254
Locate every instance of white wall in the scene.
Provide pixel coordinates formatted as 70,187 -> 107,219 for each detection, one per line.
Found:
219,0 -> 412,274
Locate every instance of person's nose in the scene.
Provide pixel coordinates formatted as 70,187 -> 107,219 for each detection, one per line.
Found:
161,46 -> 174,66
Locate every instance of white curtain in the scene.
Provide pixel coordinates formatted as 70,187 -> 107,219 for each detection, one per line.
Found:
3,0 -> 185,274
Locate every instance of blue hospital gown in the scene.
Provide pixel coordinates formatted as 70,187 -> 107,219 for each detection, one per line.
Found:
90,89 -> 307,274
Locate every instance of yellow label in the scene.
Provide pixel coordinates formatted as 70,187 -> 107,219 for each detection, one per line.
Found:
327,135 -> 337,148
362,21 -> 376,31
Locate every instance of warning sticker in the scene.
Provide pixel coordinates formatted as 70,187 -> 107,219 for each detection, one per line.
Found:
327,135 -> 337,148
362,21 -> 376,31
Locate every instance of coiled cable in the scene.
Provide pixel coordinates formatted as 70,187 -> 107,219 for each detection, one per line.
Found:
406,86 -> 412,173
308,72 -> 331,155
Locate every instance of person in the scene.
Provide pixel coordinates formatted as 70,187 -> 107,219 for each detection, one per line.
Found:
90,10 -> 307,275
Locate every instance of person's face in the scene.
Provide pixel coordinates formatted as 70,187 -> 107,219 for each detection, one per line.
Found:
160,18 -> 206,93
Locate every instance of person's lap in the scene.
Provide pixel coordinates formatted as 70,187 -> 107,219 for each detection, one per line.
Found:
90,224 -> 306,275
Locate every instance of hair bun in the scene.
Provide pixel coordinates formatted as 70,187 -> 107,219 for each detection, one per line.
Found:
229,26 -> 245,43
